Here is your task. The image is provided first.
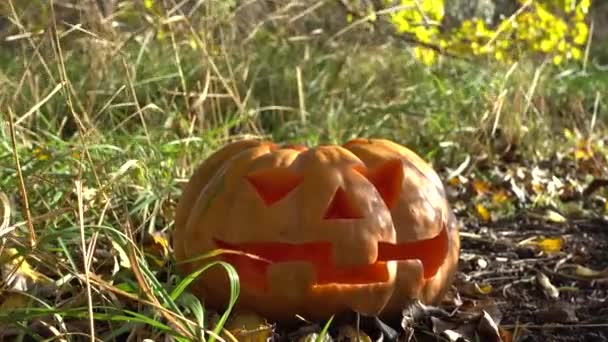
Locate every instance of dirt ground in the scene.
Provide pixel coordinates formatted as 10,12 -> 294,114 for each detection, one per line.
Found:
452,214 -> 608,342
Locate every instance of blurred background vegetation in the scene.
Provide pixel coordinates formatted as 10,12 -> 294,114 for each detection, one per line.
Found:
1,0 -> 606,161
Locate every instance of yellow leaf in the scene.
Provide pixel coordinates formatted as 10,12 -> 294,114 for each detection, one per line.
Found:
544,209 -> 566,223
448,177 -> 461,186
476,203 -> 491,222
537,237 -> 563,253
574,139 -> 593,160
224,312 -> 273,342
575,265 -> 607,278
478,283 -> 493,294
472,179 -> 491,195
151,232 -> 169,257
1,248 -> 52,284
144,232 -> 170,267
414,47 -> 437,66
492,189 -> 510,204
531,181 -> 544,194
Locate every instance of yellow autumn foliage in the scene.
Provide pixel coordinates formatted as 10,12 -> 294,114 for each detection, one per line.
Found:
383,0 -> 592,65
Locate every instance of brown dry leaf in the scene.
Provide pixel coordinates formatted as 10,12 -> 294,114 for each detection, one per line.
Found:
476,203 -> 491,222
537,237 -> 564,254
536,272 -> 559,299
476,310 -> 503,342
432,309 -> 503,342
0,291 -> 32,312
499,327 -> 514,342
223,312 -> 273,342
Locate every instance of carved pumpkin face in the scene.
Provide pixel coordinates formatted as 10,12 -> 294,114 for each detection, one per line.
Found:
173,138 -> 460,321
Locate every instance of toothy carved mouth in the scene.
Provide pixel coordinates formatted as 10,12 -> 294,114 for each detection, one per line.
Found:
213,225 -> 449,291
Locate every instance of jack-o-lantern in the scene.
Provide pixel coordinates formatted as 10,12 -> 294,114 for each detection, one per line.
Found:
173,138 -> 460,321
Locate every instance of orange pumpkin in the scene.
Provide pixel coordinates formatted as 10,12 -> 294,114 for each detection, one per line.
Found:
173,138 -> 460,321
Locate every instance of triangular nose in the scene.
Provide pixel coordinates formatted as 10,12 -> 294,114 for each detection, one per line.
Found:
323,187 -> 363,219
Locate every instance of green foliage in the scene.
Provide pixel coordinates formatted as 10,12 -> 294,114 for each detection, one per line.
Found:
385,0 -> 592,65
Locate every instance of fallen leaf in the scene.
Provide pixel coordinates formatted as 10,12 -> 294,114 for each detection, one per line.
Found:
536,272 -> 559,299
575,265 -> 608,278
224,312 -> 273,342
574,139 -> 593,161
531,181 -> 544,195
499,327 -> 514,342
476,203 -> 491,222
0,248 -> 53,292
0,291 -> 32,312
476,310 -> 503,342
111,240 -> 131,269
492,189 -> 510,204
473,180 -> 492,195
544,210 -> 567,223
537,237 -> 563,254
458,280 -> 493,298
143,231 -> 171,267
448,176 -> 463,186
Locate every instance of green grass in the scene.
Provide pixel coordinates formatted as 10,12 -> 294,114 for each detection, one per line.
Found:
1,1 -> 607,340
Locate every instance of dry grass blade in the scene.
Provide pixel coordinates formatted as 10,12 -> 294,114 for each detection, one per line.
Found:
6,108 -> 36,247
123,211 -> 194,339
0,192 -> 11,236
14,82 -> 65,125
74,179 -> 95,339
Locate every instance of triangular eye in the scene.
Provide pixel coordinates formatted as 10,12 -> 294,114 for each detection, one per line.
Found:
323,187 -> 363,220
246,168 -> 303,206
353,159 -> 403,209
